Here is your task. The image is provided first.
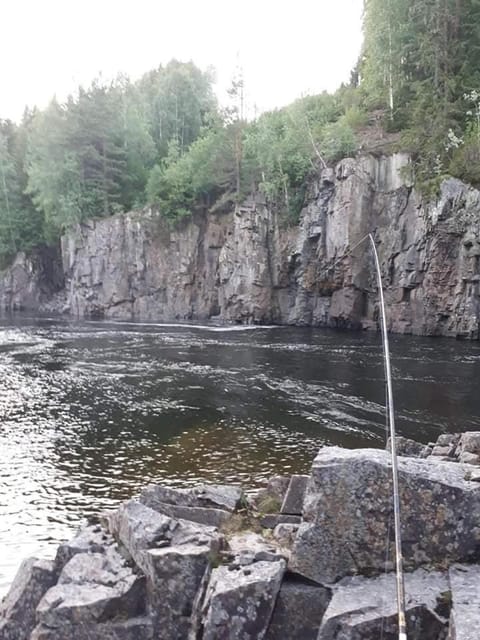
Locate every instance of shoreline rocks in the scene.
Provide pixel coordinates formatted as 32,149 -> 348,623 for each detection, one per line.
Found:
2,431 -> 480,639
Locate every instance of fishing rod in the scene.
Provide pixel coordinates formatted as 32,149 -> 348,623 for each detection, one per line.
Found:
320,232 -> 407,640
368,233 -> 407,640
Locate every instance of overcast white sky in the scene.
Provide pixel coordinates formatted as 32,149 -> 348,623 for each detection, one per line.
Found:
1,0 -> 363,122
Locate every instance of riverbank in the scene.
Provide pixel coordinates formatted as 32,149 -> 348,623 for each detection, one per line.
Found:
1,431 -> 479,639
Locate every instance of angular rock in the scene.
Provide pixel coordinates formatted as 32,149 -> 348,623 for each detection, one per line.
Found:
58,546 -> 138,588
201,560 -> 286,640
105,499 -> 220,572
139,483 -> 243,513
103,499 -> 177,564
265,574 -> 330,640
436,433 -> 461,448
458,432 -> 480,456
318,569 -> 450,640
459,452 -> 480,465
0,557 -> 56,640
31,616 -> 153,640
141,501 -> 232,528
386,436 -> 429,458
254,476 -> 290,512
432,444 -> 456,457
143,544 -> 212,640
55,523 -> 114,571
291,447 -> 480,583
272,523 -> 300,549
36,550 -> 145,630
227,533 -> 286,566
259,514 -> 301,529
448,564 -> 480,640
280,475 -> 309,515
196,484 -> 244,511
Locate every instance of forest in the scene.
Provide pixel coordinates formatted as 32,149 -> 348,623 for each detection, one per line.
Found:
1,0 -> 480,266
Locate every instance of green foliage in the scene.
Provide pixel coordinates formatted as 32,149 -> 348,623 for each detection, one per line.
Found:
146,126 -> 237,220
0,119 -> 44,261
138,60 -> 217,159
241,93 -> 349,221
320,119 -> 356,163
14,1 -> 480,265
341,106 -> 368,131
360,0 -> 480,188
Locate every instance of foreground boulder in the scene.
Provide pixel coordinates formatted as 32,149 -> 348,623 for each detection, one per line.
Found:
139,483 -> 244,528
291,447 -> 480,583
448,564 -> 480,639
0,558 -> 56,640
32,545 -> 148,639
200,560 -> 286,639
265,574 -> 330,640
317,569 -> 450,639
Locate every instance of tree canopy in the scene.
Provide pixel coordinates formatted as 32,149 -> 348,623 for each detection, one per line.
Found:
2,4 -> 480,265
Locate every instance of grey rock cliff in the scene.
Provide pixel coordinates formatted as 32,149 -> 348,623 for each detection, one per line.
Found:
0,246 -> 64,313
2,153 -> 480,336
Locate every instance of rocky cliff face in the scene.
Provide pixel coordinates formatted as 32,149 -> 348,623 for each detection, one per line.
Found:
0,246 -> 64,314
3,152 -> 480,338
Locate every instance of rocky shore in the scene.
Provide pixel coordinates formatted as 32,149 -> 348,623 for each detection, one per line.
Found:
1,432 -> 480,639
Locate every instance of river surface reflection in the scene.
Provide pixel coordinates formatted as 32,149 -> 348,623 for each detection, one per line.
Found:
1,316 -> 480,593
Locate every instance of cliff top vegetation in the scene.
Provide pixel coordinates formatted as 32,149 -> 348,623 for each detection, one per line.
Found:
1,0 -> 480,266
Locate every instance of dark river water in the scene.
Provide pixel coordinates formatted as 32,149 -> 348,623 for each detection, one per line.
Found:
1,316 -> 480,594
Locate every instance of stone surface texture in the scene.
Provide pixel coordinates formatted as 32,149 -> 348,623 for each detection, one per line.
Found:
265,575 -> 330,640
0,557 -> 56,640
200,560 -> 286,640
280,475 -> 309,515
33,545 -> 147,639
4,154 -> 480,338
317,569 -> 450,640
448,564 -> 480,640
290,446 -> 480,583
0,246 -> 64,312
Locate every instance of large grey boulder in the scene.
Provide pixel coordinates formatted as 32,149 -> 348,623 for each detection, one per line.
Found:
143,544 -> 212,640
140,483 -> 243,512
104,500 -> 220,568
55,523 -> 114,571
35,550 -> 145,630
227,532 -> 286,566
105,498 -> 223,639
139,483 -> 244,528
265,575 -> 330,640
31,616 -> 153,640
280,475 -> 309,515
386,436 -> 430,458
448,564 -> 480,639
317,569 -> 450,639
142,501 -> 232,528
201,559 -> 286,640
291,447 -> 480,583
103,500 -> 177,564
0,557 -> 56,640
